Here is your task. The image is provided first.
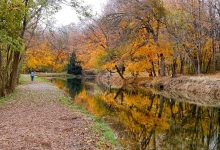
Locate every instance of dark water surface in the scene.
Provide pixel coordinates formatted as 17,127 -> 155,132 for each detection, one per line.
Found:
50,78 -> 220,150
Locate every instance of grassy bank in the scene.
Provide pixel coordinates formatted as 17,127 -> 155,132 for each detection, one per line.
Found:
59,96 -> 116,148
0,75 -> 32,105
0,92 -> 16,106
19,74 -> 48,84
0,74 -> 31,104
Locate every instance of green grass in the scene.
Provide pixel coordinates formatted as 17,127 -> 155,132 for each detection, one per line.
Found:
59,96 -> 116,147
19,74 -> 48,84
0,74 -> 47,104
0,92 -> 16,105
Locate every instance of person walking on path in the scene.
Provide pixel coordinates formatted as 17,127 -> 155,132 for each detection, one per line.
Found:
30,71 -> 35,81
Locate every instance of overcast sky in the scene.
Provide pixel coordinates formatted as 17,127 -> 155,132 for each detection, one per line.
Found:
54,0 -> 108,26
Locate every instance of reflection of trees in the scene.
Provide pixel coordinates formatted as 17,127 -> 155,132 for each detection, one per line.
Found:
60,81 -> 220,150
51,78 -> 83,98
98,89 -> 165,149
162,103 -> 220,150
114,88 -> 124,105
158,95 -> 165,118
94,88 -> 220,150
66,78 -> 83,97
50,78 -> 66,89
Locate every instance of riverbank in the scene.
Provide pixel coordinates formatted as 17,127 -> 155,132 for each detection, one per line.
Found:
36,70 -> 97,80
0,75 -> 115,149
97,71 -> 220,106
142,75 -> 220,106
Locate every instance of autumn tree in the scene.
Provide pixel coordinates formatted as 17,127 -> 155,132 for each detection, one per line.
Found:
67,0 -> 220,80
0,0 -> 91,97
0,0 -> 25,96
165,0 -> 220,75
67,53 -> 82,75
0,0 -> 64,97
26,40 -> 68,72
95,0 -> 167,78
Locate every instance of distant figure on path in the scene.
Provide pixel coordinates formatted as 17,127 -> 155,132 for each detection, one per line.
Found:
30,71 -> 35,81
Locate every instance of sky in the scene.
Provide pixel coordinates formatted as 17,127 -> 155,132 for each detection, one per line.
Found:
54,0 -> 108,26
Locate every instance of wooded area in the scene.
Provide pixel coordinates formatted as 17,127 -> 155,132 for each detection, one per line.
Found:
0,0 -> 220,97
71,0 -> 220,78
0,0 -> 82,97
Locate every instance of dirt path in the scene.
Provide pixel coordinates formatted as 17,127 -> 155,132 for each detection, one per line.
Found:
0,82 -> 104,150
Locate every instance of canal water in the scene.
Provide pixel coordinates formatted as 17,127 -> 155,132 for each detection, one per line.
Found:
50,77 -> 220,150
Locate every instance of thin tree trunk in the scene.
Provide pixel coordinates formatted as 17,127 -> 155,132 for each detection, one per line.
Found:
171,58 -> 177,77
115,65 -> 125,79
151,62 -> 156,77
158,96 -> 165,118
160,54 -> 166,76
0,49 -> 2,70
180,55 -> 184,74
0,49 -> 3,96
157,54 -> 160,76
197,44 -> 202,75
212,38 -> 216,72
206,57 -> 212,73
197,0 -> 202,75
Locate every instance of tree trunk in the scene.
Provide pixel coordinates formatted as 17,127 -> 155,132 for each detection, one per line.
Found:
157,54 -> 160,76
212,39 -> 216,72
180,55 -> 184,74
151,62 -> 156,77
9,52 -> 20,92
206,58 -> 212,73
0,49 -> 2,70
197,44 -> 202,75
196,0 -> 202,75
171,58 -> 177,77
158,95 -> 164,118
0,50 -> 4,97
160,54 -> 166,76
115,65 -> 125,79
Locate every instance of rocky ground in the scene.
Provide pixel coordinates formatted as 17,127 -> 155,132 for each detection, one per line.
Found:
0,81 -> 110,150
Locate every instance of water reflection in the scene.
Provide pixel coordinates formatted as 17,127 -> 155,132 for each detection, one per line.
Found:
51,78 -> 220,150
51,78 -> 83,97
66,78 -> 83,97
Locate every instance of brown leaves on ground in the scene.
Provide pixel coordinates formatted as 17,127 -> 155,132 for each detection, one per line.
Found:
0,82 -> 107,150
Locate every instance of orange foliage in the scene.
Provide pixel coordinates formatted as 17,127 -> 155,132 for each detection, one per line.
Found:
26,41 -> 68,72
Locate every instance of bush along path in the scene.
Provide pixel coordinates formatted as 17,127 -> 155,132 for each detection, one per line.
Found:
0,76 -> 115,149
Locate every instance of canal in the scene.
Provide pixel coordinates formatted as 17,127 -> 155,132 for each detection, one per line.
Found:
50,77 -> 220,150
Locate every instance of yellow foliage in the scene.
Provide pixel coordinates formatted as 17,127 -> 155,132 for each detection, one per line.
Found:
26,41 -> 68,72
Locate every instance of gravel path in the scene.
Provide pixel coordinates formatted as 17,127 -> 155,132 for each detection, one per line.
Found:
0,82 -> 102,150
